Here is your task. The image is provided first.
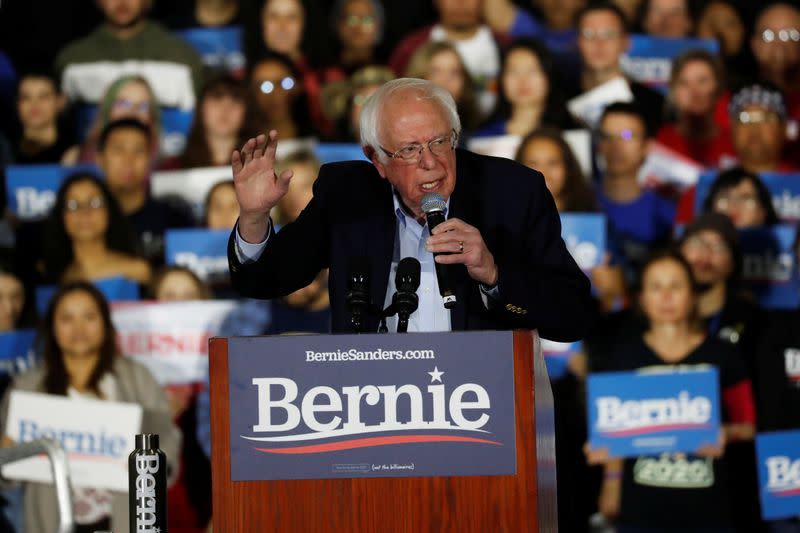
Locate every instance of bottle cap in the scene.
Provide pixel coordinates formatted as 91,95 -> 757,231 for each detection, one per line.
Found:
134,433 -> 159,450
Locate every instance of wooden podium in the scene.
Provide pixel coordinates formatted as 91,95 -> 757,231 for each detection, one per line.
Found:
209,330 -> 557,532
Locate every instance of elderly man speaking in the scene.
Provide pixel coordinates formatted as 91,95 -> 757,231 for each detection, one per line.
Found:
227,78 -> 592,340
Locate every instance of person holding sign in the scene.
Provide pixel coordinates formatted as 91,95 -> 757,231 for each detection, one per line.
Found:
0,282 -> 180,533
586,250 -> 755,532
227,78 -> 592,338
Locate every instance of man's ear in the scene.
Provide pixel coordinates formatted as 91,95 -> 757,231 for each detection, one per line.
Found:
364,146 -> 388,178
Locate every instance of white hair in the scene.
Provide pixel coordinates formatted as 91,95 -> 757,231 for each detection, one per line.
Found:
359,78 -> 461,163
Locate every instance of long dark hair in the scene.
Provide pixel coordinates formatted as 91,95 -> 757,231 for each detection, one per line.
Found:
182,75 -> 247,168
484,38 -> 574,131
42,281 -> 118,396
41,172 -> 140,283
515,127 -> 597,212
702,166 -> 780,225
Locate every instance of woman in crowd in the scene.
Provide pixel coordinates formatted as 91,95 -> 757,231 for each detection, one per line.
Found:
204,180 -> 240,230
181,75 -> 248,168
695,1 -> 752,84
515,128 -> 595,213
657,49 -> 734,168
40,173 -> 151,285
405,41 -> 480,134
0,282 -> 180,532
246,52 -> 313,141
0,264 -> 33,333
328,0 -> 385,76
702,167 -> 779,229
13,71 -> 76,164
587,250 -> 755,532
73,75 -> 162,164
474,38 -> 575,137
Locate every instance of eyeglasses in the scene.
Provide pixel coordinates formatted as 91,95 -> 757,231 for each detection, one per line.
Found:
596,129 -> 641,142
257,77 -> 295,94
345,14 -> 375,27
112,98 -> 151,115
65,196 -> 105,213
683,236 -> 729,256
735,109 -> 781,124
761,28 -> 800,43
580,28 -> 622,41
380,130 -> 458,163
714,194 -> 759,211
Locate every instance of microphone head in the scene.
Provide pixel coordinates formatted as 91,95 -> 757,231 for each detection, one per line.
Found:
396,257 -> 421,293
421,192 -> 446,215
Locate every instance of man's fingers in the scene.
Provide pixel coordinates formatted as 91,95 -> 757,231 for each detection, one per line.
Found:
430,217 -> 465,234
277,169 -> 293,188
263,130 -> 279,162
231,150 -> 243,176
241,138 -> 255,164
253,134 -> 268,158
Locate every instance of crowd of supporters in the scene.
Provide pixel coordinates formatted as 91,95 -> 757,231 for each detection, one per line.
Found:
0,0 -> 799,531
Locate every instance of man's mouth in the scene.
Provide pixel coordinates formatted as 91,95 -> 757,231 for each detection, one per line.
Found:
420,179 -> 441,191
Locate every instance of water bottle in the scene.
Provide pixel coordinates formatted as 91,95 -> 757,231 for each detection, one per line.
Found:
129,433 -> 167,532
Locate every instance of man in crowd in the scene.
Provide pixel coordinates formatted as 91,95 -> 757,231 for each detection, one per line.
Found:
388,0 -> 504,115
55,0 -> 204,112
95,119 -> 193,264
227,78 -> 592,339
751,3 -> 800,122
596,102 -> 675,282
481,0 -> 586,54
571,2 -> 665,134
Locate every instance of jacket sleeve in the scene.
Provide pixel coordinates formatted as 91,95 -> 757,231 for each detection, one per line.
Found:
227,169 -> 333,300
489,170 -> 594,342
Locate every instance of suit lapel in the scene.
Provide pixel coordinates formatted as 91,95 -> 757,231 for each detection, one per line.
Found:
366,184 -> 395,331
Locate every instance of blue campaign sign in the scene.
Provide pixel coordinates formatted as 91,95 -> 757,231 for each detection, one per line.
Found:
560,213 -> 606,273
756,430 -> 800,520
165,228 -> 230,284
696,171 -> 800,223
588,367 -> 721,458
0,329 -> 38,378
6,164 -> 101,220
540,338 -> 581,380
176,26 -> 246,77
228,331 -> 517,480
36,277 -> 140,316
739,224 -> 800,310
621,35 -> 719,93
314,143 -> 369,164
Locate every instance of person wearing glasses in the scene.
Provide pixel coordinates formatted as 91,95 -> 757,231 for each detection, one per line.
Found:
751,3 -> 800,121
570,2 -> 665,135
227,77 -> 593,338
702,167 -> 779,229
40,172 -> 151,285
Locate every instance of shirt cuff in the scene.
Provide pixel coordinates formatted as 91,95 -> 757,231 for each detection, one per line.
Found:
479,282 -> 500,309
234,219 -> 270,264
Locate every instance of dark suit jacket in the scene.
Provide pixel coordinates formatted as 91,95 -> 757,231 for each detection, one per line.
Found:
228,149 -> 593,341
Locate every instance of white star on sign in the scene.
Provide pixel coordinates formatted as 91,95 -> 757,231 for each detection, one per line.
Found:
428,366 -> 444,383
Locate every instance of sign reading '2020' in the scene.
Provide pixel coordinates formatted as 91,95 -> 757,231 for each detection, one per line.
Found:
228,331 -> 517,480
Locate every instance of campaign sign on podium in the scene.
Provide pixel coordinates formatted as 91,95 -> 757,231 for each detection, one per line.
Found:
228,331 -> 517,481
588,367 -> 720,457
756,430 -> 800,520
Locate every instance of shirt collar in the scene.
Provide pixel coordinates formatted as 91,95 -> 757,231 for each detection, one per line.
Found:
392,189 -> 449,228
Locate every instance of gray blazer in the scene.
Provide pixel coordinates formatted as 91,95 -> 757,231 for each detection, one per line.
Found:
0,356 -> 181,533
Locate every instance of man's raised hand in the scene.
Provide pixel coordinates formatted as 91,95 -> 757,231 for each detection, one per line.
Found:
231,130 -> 293,242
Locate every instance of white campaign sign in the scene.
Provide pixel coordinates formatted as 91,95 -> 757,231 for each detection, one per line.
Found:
567,77 -> 634,130
3,391 -> 142,491
112,300 -> 238,385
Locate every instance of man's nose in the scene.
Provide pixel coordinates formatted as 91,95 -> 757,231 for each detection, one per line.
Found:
418,146 -> 437,169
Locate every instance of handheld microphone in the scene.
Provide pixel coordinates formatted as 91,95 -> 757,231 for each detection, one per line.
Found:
345,257 -> 370,332
393,257 -> 420,333
421,192 -> 457,309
